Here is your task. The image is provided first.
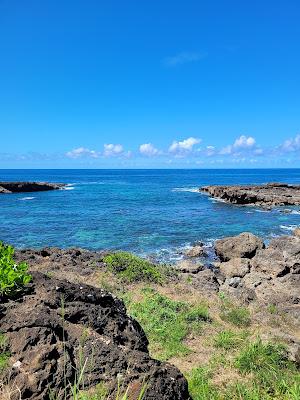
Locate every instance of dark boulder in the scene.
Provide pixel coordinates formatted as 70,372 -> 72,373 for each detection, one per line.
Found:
0,272 -> 190,400
201,183 -> 300,207
0,182 -> 65,193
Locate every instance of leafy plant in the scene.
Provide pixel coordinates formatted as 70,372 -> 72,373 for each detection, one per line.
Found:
0,242 -> 32,297
103,252 -> 164,283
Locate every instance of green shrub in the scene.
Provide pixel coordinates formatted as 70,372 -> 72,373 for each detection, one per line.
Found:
0,242 -> 32,297
103,252 -> 164,283
125,288 -> 210,360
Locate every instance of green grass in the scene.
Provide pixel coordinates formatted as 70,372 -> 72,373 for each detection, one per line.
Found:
235,338 -> 299,394
125,288 -> 210,360
103,252 -> 165,283
77,380 -> 147,400
0,241 -> 32,297
267,303 -> 278,314
187,336 -> 300,400
214,330 -> 247,350
220,303 -> 251,327
188,367 -> 220,400
0,333 -> 10,373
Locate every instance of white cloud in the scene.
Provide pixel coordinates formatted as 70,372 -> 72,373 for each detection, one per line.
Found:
139,143 -> 160,157
163,52 -> 206,67
219,145 -> 232,155
103,143 -> 124,157
205,145 -> 216,156
233,135 -> 256,149
169,137 -> 201,154
281,134 -> 300,152
66,147 -> 99,159
220,135 -> 256,155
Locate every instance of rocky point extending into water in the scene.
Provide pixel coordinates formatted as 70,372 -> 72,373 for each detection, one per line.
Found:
201,182 -> 300,207
0,181 -> 66,193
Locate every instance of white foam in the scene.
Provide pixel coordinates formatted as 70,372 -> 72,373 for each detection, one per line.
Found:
254,209 -> 270,213
19,197 -> 35,201
280,225 -> 298,231
172,187 -> 199,193
291,210 -> 300,215
208,197 -> 227,203
64,186 -> 75,190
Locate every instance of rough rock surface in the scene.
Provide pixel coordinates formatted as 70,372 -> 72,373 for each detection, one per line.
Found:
175,259 -> 204,274
0,272 -> 189,400
201,183 -> 300,207
0,181 -> 65,193
214,232 -> 265,261
294,228 -> 300,238
218,257 -> 251,278
184,245 -> 205,258
189,269 -> 220,292
216,232 -> 300,318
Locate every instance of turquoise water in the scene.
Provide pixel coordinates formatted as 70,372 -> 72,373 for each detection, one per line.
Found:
0,169 -> 300,260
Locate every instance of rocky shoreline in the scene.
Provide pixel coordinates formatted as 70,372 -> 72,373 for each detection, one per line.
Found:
1,230 -> 299,399
0,181 -> 66,193
201,183 -> 300,207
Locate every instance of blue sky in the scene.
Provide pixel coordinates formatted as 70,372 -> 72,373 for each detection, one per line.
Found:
0,0 -> 300,168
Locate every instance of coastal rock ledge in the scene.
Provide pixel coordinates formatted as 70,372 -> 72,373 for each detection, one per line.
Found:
0,181 -> 65,193
201,183 -> 300,207
0,272 -> 189,400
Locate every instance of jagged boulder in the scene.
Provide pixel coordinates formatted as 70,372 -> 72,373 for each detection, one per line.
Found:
215,232 -> 264,261
0,272 -> 190,400
217,234 -> 300,319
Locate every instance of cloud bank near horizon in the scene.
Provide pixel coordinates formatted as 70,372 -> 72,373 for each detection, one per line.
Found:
1,134 -> 300,167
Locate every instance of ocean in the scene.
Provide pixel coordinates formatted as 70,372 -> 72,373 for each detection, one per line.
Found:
1,169 -> 300,261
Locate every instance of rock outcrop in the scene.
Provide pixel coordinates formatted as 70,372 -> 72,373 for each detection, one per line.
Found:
201,183 -> 300,207
184,245 -> 206,258
214,232 -> 265,261
0,182 -> 65,193
215,232 -> 300,319
0,272 -> 189,400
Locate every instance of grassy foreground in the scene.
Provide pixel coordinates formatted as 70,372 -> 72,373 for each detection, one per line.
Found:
0,247 -> 299,399
102,253 -> 300,400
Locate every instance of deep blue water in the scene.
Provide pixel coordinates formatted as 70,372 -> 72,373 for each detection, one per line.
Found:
0,169 -> 300,261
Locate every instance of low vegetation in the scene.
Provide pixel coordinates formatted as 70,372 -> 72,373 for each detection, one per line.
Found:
0,334 -> 10,373
188,339 -> 300,399
213,330 -> 247,350
103,252 -> 166,283
1,245 -> 299,399
125,287 -> 210,360
219,293 -> 251,327
0,241 -> 31,297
